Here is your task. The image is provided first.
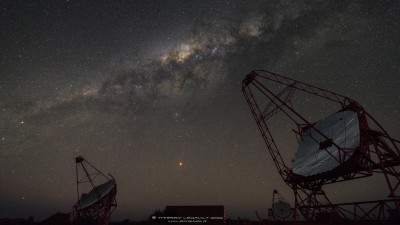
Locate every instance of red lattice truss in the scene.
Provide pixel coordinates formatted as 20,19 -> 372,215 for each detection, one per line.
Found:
242,70 -> 400,223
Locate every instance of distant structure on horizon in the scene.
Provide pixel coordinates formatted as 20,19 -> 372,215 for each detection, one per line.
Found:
39,212 -> 70,225
268,190 -> 292,222
242,70 -> 400,224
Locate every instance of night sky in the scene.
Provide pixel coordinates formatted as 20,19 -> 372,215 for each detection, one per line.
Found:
1,0 -> 400,222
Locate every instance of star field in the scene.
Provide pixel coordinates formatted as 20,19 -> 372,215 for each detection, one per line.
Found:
1,0 -> 400,222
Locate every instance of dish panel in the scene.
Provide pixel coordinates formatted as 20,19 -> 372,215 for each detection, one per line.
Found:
292,110 -> 360,177
78,179 -> 116,209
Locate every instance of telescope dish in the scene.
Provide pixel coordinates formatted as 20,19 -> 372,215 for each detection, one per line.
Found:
272,200 -> 292,220
292,109 -> 360,177
72,156 -> 117,225
78,179 -> 116,209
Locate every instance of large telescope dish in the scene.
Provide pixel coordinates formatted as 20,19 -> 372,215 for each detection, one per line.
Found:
243,70 -> 400,222
292,109 -> 360,177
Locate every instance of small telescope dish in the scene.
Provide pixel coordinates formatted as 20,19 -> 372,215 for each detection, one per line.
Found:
272,200 -> 292,220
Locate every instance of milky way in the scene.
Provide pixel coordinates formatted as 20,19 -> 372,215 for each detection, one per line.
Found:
1,0 -> 400,222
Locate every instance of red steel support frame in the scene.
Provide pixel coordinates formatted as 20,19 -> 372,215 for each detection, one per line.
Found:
242,70 -> 400,223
